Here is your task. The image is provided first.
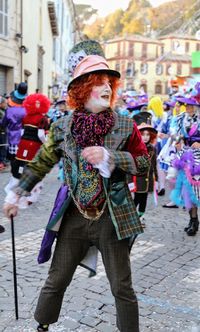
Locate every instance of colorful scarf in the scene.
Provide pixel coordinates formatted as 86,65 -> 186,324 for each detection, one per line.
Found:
72,109 -> 114,208
72,109 -> 115,147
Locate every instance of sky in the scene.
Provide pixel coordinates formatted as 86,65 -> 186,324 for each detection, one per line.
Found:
73,0 -> 174,17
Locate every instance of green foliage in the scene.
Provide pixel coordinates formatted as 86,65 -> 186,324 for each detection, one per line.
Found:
82,0 -> 200,41
101,9 -> 124,39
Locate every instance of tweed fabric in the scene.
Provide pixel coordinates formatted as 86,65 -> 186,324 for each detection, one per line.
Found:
34,205 -> 139,331
16,112 -> 149,239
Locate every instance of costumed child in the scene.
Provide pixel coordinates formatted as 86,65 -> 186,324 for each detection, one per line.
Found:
133,123 -> 158,225
170,89 -> 200,236
147,96 -> 167,196
3,40 -> 150,332
5,93 -> 50,204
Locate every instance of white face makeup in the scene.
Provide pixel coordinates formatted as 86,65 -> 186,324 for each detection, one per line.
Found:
84,78 -> 112,113
141,130 -> 150,144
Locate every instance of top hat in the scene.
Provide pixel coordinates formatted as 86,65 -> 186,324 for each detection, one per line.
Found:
133,111 -> 152,125
9,82 -> 28,105
67,40 -> 120,90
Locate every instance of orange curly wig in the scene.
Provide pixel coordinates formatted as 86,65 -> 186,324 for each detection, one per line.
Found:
67,73 -> 120,110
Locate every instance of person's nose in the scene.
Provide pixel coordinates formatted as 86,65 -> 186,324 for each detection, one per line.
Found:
104,82 -> 112,92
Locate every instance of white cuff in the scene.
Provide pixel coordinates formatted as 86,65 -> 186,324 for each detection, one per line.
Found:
4,191 -> 28,209
93,148 -> 111,178
38,129 -> 46,143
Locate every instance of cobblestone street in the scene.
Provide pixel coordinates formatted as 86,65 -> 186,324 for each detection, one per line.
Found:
0,167 -> 200,332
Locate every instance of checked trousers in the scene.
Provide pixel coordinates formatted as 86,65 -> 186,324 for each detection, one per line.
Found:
34,204 -> 140,332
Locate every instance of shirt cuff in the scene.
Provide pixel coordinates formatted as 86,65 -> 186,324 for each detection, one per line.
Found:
93,148 -> 112,178
4,190 -> 29,209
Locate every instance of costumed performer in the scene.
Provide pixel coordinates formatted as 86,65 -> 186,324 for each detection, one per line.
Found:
3,40 -> 150,332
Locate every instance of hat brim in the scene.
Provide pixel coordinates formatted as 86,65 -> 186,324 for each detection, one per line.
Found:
14,90 -> 27,100
176,97 -> 200,106
67,69 -> 120,91
10,91 -> 24,105
127,103 -> 147,110
138,125 -> 158,134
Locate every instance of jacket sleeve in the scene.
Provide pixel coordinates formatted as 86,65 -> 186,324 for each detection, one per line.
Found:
108,122 -> 150,175
15,125 -> 61,194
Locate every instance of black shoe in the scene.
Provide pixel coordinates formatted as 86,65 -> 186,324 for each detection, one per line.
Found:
186,218 -> 199,236
37,324 -> 49,331
184,220 -> 192,232
158,189 -> 165,196
162,204 -> 178,208
0,225 -> 5,233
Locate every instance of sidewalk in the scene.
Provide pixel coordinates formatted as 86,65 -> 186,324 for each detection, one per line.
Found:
0,168 -> 200,332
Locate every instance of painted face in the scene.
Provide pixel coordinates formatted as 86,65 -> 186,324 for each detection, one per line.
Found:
84,78 -> 112,113
141,130 -> 150,144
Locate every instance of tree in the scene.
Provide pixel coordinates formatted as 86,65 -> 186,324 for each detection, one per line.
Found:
75,4 -> 98,30
83,17 -> 105,40
101,9 -> 124,39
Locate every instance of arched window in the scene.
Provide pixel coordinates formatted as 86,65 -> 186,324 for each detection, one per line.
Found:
155,81 -> 162,94
140,63 -> 148,74
126,62 -> 135,77
156,63 -> 163,75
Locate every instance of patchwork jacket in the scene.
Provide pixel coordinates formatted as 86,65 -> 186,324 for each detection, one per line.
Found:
17,112 -> 150,240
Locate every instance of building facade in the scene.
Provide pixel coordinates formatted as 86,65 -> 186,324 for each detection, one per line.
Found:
103,35 -> 200,96
0,0 -> 21,95
0,0 -> 77,98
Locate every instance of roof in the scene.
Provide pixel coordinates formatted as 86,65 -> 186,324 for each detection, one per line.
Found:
157,52 -> 191,62
104,35 -> 161,45
158,34 -> 199,41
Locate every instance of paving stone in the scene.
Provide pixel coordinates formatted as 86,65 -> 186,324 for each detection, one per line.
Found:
1,170 -> 200,331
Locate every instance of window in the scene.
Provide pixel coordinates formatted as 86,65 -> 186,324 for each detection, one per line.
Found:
0,0 -> 8,37
117,42 -> 121,56
115,63 -> 120,72
126,62 -> 135,77
142,43 -> 147,58
196,43 -> 200,51
140,63 -> 148,74
140,83 -> 147,93
185,42 -> 190,53
155,81 -> 162,94
129,43 -> 134,57
156,63 -> 163,75
177,63 -> 182,75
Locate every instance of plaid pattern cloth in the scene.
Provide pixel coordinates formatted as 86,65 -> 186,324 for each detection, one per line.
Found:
17,113 -> 149,239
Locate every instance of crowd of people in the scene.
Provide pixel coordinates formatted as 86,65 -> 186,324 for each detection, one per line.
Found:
0,39 -> 200,331
0,83 -> 70,233
116,83 -> 200,235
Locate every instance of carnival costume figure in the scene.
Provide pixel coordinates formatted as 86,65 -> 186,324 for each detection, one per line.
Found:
6,94 -> 50,204
170,91 -> 200,236
3,40 -> 150,332
133,123 -> 158,224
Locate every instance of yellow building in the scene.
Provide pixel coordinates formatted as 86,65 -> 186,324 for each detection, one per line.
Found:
0,0 -> 21,95
0,0 -> 77,97
103,34 -> 200,96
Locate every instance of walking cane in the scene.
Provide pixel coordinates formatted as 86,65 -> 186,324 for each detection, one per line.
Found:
10,214 -> 19,320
